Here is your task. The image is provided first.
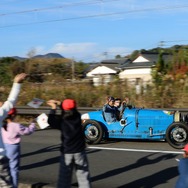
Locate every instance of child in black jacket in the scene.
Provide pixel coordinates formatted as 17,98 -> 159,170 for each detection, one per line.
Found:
47,99 -> 91,188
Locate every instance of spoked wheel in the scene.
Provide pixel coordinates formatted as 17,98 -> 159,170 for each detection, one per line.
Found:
166,122 -> 188,149
82,120 -> 104,144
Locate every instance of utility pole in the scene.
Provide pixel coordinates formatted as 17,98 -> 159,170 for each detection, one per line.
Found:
103,52 -> 108,59
158,41 -> 165,53
159,41 -> 165,47
71,57 -> 75,81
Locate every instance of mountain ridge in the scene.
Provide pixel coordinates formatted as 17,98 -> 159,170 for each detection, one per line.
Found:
5,53 -> 65,61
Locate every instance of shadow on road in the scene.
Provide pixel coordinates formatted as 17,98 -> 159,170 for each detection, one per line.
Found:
20,156 -> 60,170
118,166 -> 178,188
20,145 -> 101,171
90,153 -> 178,187
21,144 -> 61,158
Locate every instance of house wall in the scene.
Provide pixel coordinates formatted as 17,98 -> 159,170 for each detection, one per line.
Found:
86,65 -> 117,86
119,68 -> 152,82
93,75 -> 114,86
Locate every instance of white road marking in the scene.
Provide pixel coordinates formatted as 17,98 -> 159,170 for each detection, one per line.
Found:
88,146 -> 183,154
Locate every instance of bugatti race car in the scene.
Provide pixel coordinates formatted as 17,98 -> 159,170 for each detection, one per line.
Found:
81,105 -> 188,149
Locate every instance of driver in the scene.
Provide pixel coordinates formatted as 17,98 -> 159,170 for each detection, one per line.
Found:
103,96 -> 119,124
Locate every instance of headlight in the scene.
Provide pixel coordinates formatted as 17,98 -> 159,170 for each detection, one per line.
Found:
81,113 -> 90,120
163,110 -> 175,115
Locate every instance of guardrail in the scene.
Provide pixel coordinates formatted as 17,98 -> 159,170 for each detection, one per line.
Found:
15,106 -> 188,116
15,106 -> 101,116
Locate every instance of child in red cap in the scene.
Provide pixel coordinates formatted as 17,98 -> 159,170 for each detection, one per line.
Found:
47,99 -> 91,188
62,99 -> 76,110
176,144 -> 188,188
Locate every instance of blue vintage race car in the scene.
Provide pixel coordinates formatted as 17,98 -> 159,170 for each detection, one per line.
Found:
81,105 -> 188,149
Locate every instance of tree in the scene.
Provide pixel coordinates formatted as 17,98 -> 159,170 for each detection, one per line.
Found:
115,55 -> 121,59
0,57 -> 17,85
11,61 -> 26,75
27,48 -> 37,58
152,53 -> 167,86
74,61 -> 89,78
168,47 -> 188,79
128,50 -> 139,61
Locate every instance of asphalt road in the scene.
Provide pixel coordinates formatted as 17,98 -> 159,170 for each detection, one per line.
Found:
19,128 -> 183,188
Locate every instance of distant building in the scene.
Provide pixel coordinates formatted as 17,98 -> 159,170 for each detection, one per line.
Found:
119,53 -> 172,84
85,53 -> 172,88
86,58 -> 130,86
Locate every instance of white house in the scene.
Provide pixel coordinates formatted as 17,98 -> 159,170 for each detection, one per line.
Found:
86,58 -> 130,86
119,54 -> 156,85
85,53 -> 172,87
118,53 -> 172,93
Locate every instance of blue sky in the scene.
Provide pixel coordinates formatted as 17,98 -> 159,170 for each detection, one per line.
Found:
1,0 -> 188,62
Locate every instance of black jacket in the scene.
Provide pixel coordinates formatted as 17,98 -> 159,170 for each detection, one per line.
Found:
48,109 -> 85,154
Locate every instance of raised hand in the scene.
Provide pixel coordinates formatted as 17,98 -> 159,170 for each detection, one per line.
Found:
14,73 -> 27,83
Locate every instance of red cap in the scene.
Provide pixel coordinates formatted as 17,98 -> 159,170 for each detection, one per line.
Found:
183,144 -> 188,152
8,108 -> 17,115
62,99 -> 76,110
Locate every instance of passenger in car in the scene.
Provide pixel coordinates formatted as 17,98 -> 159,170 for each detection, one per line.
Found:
114,98 -> 121,108
114,98 -> 122,121
103,96 -> 119,124
114,97 -> 130,120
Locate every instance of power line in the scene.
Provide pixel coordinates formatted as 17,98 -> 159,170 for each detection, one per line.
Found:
158,40 -> 188,47
161,40 -> 188,43
0,0 -> 27,6
0,0 -> 121,16
0,3 -> 188,29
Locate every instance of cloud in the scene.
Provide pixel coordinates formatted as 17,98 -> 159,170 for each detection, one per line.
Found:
50,42 -> 97,54
25,42 -> 133,62
46,42 -> 100,62
46,42 -> 133,62
107,47 -> 132,56
89,47 -> 133,62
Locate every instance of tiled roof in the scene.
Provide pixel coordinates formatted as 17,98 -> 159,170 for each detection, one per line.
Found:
100,58 -> 131,71
101,58 -> 130,65
85,53 -> 173,73
138,53 -> 172,63
120,53 -> 172,70
85,58 -> 131,73
123,62 -> 156,69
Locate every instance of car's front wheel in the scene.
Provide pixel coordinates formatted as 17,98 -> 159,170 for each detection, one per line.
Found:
82,120 -> 104,144
166,122 -> 188,149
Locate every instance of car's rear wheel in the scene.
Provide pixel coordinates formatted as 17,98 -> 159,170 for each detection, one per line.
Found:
82,120 -> 104,144
166,122 -> 188,149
